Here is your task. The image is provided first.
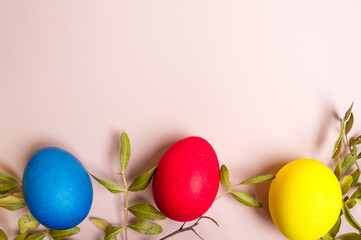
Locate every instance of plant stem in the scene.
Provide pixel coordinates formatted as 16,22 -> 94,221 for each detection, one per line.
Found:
215,185 -> 239,200
121,173 -> 129,240
215,189 -> 230,200
159,222 -> 199,240
159,216 -> 218,240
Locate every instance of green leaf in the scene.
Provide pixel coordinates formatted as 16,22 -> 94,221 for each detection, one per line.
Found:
341,175 -> 354,195
12,192 -> 24,198
49,227 -> 80,240
353,136 -> 361,146
24,233 -> 47,240
322,217 -> 341,240
0,195 -> 26,211
0,229 -> 7,240
336,233 -> 361,240
240,174 -> 275,185
128,167 -> 156,192
13,233 -> 29,240
0,184 -> 17,194
230,191 -> 262,208
90,218 -> 112,232
354,198 -> 361,206
346,113 -> 354,135
105,227 -> 124,240
90,174 -> 125,193
18,214 -> 40,234
128,220 -> 162,235
345,102 -> 354,120
334,157 -> 342,181
342,146 -> 358,173
332,118 -> 345,159
120,132 -> 131,174
342,202 -> 361,232
0,172 -> 19,185
358,152 -> 361,160
350,137 -> 356,146
351,186 -> 361,199
128,203 -> 166,221
346,198 -> 357,209
220,165 -> 231,189
351,169 -> 360,187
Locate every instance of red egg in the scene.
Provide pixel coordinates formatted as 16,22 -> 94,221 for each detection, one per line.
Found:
152,136 -> 220,222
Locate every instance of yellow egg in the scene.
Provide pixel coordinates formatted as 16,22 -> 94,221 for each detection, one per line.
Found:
268,159 -> 342,240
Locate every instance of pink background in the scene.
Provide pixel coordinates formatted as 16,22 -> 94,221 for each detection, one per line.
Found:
1,1 -> 361,239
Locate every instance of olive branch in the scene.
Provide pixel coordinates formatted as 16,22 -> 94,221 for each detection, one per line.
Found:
322,103 -> 361,240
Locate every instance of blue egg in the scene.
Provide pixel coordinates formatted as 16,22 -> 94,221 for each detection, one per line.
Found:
23,147 -> 93,230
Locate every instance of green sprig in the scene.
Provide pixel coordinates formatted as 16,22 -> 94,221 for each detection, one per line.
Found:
90,132 -> 162,240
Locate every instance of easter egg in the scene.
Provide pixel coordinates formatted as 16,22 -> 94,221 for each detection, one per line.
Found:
22,147 -> 93,230
152,136 -> 220,222
268,159 -> 342,240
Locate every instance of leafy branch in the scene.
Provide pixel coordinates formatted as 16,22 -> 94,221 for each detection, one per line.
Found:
217,164 -> 275,207
322,102 -> 361,240
90,132 -> 164,240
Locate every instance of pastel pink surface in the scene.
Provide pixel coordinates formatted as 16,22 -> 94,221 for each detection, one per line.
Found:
152,136 -> 219,221
1,1 -> 361,240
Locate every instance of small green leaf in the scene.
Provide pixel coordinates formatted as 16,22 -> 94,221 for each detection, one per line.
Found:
0,184 -> 17,194
0,195 -> 26,211
334,157 -> 342,181
345,102 -> 354,120
90,174 -> 125,193
13,233 -> 29,240
12,192 -> 24,198
346,113 -> 354,135
341,175 -> 354,195
351,169 -> 360,187
322,217 -> 341,240
350,137 -> 356,146
14,233 -> 29,240
105,227 -> 124,240
128,203 -> 166,221
354,198 -> 361,206
342,146 -> 358,173
336,232 -> 361,240
18,214 -> 40,234
230,191 -> 262,208
358,152 -> 361,159
128,220 -> 162,235
346,198 -> 357,209
90,218 -> 112,232
351,186 -> 361,199
0,172 -> 19,185
50,227 -> 80,240
342,202 -> 361,232
220,165 -> 231,189
0,229 -> 7,240
353,135 -> 361,146
128,167 -> 156,192
332,118 -> 345,159
120,132 -> 131,174
24,233 -> 47,240
240,174 -> 275,185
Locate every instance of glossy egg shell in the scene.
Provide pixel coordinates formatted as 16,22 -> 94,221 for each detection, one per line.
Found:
23,147 -> 93,230
152,136 -> 220,222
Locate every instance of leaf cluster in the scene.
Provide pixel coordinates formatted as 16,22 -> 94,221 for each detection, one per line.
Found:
322,103 -> 361,240
90,132 -> 164,240
218,164 -> 275,207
